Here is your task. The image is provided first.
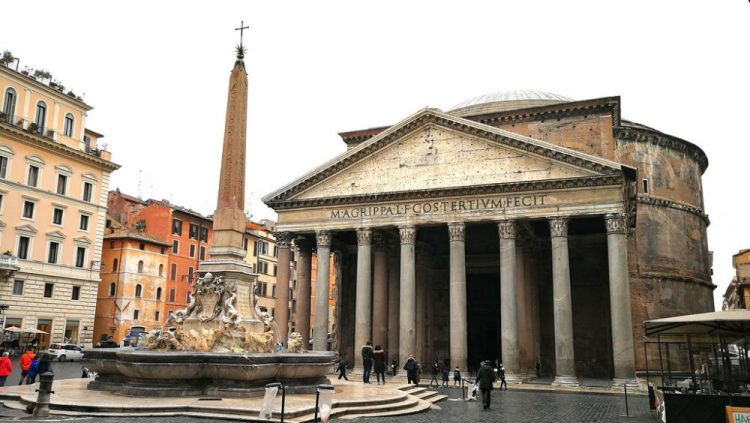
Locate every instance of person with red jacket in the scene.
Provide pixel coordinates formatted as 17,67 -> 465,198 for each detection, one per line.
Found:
0,349 -> 11,386
18,347 -> 35,385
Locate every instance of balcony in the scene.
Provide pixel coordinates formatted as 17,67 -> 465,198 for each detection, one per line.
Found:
0,253 -> 20,281
0,112 -> 107,159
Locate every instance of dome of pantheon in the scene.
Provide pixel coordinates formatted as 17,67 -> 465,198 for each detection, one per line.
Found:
449,90 -> 573,117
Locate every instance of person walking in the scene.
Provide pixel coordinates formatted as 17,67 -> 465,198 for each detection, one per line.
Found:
476,360 -> 497,410
361,341 -> 374,384
0,350 -> 11,386
372,345 -> 386,385
453,366 -> 461,387
498,364 -> 507,391
428,357 -> 440,388
441,359 -> 450,387
18,347 -> 35,385
404,354 -> 419,385
337,357 -> 349,381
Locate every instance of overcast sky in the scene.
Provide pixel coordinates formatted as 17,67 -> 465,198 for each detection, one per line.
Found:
2,1 -> 748,309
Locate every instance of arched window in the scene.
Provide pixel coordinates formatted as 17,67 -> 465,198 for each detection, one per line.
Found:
135,284 -> 142,297
158,264 -> 164,277
63,113 -> 74,137
156,287 -> 162,300
112,258 -> 118,272
137,260 -> 144,273
2,88 -> 16,122
34,101 -> 47,131
109,282 -> 116,297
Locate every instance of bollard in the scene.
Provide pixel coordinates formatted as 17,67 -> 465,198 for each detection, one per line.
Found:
32,372 -> 55,418
313,384 -> 335,423
623,383 -> 630,417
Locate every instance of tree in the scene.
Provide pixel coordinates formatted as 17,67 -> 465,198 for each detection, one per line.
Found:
0,50 -> 15,66
33,69 -> 52,82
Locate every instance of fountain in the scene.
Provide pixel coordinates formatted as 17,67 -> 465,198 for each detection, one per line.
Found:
84,39 -> 334,397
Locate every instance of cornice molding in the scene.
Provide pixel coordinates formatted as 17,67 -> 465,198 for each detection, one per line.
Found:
634,271 -> 714,289
268,174 -> 623,210
636,194 -> 709,225
615,126 -> 708,173
471,98 -> 621,128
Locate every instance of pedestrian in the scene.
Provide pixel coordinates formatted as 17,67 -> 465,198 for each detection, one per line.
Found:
429,357 -> 440,388
391,358 -> 398,376
498,364 -> 507,391
0,350 -> 11,386
441,359 -> 450,387
453,366 -> 461,387
372,345 -> 386,385
18,347 -> 35,385
476,360 -> 497,410
25,356 -> 39,384
404,354 -> 419,385
361,340 -> 374,384
30,337 -> 39,353
337,357 -> 349,381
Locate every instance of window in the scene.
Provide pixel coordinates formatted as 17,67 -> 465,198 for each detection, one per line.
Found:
47,241 -> 60,264
109,282 -> 116,297
187,267 -> 194,283
12,279 -> 24,295
79,214 -> 89,231
642,178 -> 649,194
34,101 -> 47,131
272,284 -> 276,298
158,264 -> 164,277
112,258 -> 118,272
0,156 -> 7,179
71,286 -> 81,300
243,238 -> 248,251
189,223 -> 198,239
186,292 -> 190,303
172,219 -> 182,236
43,283 -> 54,298
169,288 -> 176,302
254,241 -> 268,256
200,227 -> 208,242
3,88 -> 16,120
82,182 -> 93,202
133,309 -> 140,320
273,265 -> 278,277
17,236 -> 30,259
170,263 -> 177,281
257,282 -> 268,297
52,208 -> 64,225
258,260 -> 269,275
83,135 -> 90,150
22,201 -> 34,219
199,246 -> 206,260
27,165 -> 39,186
156,287 -> 162,300
63,113 -> 74,137
155,311 -> 160,322
56,174 -> 67,195
75,246 -> 86,268
189,244 -> 196,258
139,242 -> 145,250
172,240 -> 179,254
135,284 -> 142,297
137,260 -> 144,273
273,245 -> 278,257
160,247 -> 165,254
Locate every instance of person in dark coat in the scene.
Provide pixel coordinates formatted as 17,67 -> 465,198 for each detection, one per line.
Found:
404,354 -> 419,385
441,359 -> 450,387
361,341 -> 374,384
429,357 -> 440,388
498,364 -> 507,391
372,345 -> 386,385
476,360 -> 497,410
337,358 -> 349,381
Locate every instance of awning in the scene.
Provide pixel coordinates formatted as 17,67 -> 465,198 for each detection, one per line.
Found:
644,310 -> 750,337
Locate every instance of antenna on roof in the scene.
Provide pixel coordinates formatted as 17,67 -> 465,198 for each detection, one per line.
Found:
137,170 -> 143,199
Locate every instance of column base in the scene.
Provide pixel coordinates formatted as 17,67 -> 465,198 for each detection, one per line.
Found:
551,375 -> 580,387
504,372 -> 525,383
611,378 -> 640,389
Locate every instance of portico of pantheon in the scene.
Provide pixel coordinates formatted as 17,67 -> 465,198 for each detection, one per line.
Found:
263,91 -> 713,386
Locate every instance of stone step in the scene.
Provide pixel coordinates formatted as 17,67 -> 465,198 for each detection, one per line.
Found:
292,395 -> 424,422
334,398 -> 432,421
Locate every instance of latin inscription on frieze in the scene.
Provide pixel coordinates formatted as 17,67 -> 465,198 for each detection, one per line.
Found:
330,194 -> 548,219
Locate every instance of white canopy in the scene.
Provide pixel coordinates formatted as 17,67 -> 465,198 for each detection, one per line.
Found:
644,310 -> 750,337
2,327 -> 48,334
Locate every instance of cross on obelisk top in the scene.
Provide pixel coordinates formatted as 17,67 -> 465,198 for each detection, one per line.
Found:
235,20 -> 250,49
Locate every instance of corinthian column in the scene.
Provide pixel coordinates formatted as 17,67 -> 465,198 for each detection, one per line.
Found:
354,228 -> 373,369
448,222 -> 468,372
295,238 -> 313,349
372,232 -> 389,350
274,232 -> 293,345
312,230 -> 332,351
549,217 -> 579,386
387,240 -> 400,365
498,220 -> 520,380
398,226 -> 417,367
606,213 -> 638,386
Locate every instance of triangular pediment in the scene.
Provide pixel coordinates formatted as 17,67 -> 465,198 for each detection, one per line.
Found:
15,224 -> 37,234
46,230 -> 67,239
263,109 -> 625,206
74,236 -> 92,245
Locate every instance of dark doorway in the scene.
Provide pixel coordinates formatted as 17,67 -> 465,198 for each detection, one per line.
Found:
466,272 -> 500,374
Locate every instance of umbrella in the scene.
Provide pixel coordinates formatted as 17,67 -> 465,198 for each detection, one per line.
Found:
23,328 -> 48,334
644,309 -> 750,337
3,327 -> 23,333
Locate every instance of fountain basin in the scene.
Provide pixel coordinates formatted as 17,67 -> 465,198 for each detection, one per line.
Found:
84,349 -> 336,397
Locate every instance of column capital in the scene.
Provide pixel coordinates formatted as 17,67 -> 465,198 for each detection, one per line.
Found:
356,228 -> 372,246
497,220 -> 517,239
448,222 -> 465,242
549,217 -> 569,238
605,213 -> 627,234
373,231 -> 387,251
316,230 -> 332,248
399,226 -> 416,245
274,231 -> 294,248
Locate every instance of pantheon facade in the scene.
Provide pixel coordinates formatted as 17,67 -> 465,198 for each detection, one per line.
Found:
263,91 -> 713,385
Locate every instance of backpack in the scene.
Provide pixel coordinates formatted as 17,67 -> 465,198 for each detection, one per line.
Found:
28,360 -> 40,378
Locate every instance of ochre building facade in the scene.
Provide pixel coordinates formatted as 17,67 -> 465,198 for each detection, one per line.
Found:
263,91 -> 713,385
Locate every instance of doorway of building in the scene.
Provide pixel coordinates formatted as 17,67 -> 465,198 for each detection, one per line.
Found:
466,272 -> 500,375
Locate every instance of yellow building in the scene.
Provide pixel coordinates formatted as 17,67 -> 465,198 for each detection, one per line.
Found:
243,220 -> 281,321
0,58 -> 119,348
